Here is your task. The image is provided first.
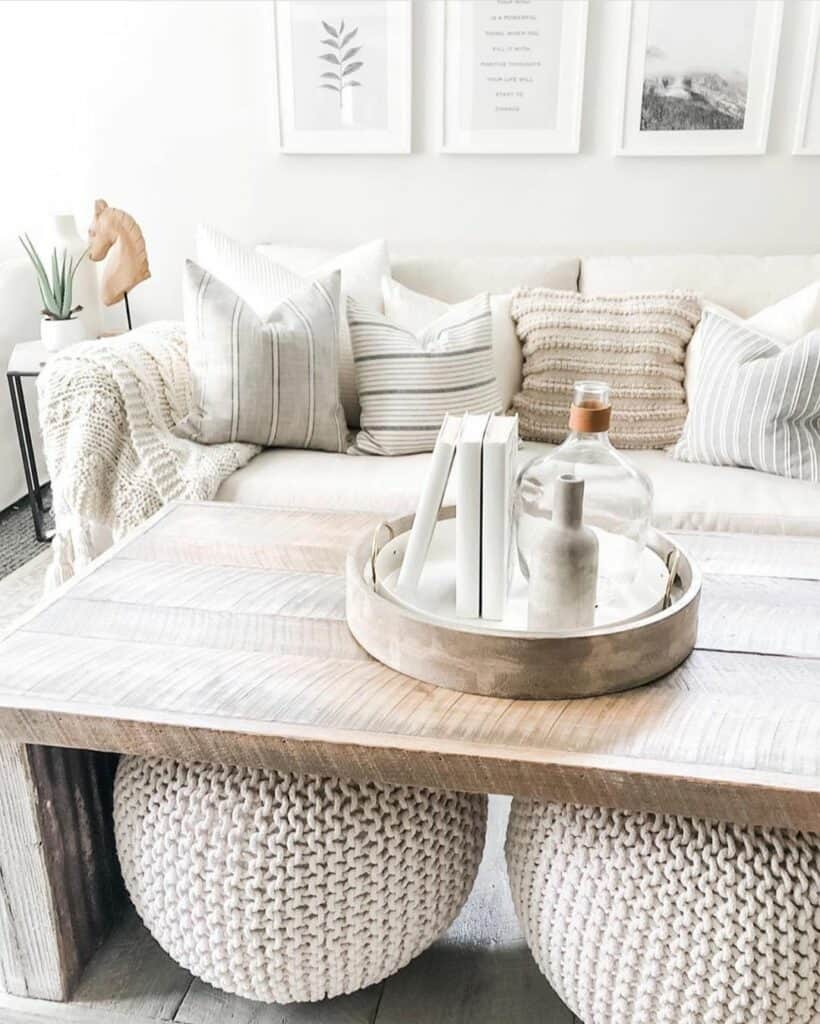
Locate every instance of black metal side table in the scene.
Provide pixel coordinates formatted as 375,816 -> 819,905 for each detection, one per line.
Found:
6,340 -> 53,542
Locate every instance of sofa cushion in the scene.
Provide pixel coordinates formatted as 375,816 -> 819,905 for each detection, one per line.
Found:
216,443 -> 820,536
390,251 -> 579,304
581,254 -> 820,318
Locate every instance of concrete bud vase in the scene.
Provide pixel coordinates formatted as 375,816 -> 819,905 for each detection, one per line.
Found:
527,474 -> 599,632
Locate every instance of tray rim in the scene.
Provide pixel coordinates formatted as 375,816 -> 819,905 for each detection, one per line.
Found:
356,507 -> 701,643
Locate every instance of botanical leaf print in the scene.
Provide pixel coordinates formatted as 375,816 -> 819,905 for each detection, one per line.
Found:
318,18 -> 364,107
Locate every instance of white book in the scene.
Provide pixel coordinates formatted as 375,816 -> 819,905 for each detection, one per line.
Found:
456,412 -> 491,618
398,414 -> 462,594
481,415 -> 519,620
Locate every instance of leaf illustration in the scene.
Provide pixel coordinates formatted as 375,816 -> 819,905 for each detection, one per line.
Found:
318,18 -> 364,109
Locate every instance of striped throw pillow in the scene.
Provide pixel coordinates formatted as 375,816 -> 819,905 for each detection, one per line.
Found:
674,310 -> 820,481
348,294 -> 501,455
176,261 -> 347,451
511,288 -> 701,449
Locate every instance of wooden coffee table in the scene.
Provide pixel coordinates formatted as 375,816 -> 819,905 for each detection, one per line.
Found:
0,501 -> 818,1010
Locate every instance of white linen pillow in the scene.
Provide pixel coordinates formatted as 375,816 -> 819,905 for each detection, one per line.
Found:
381,277 -> 522,412
349,294 -> 502,456
685,281 -> 820,403
196,227 -> 389,426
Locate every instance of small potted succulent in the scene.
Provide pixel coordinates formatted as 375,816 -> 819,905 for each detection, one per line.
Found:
19,233 -> 89,351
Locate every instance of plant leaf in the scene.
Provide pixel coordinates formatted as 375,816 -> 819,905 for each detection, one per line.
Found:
321,36 -> 340,47
51,248 -> 63,312
341,46 -> 361,62
339,20 -> 344,34
62,265 -> 73,318
20,235 -> 58,313
319,84 -> 341,92
70,247 -> 89,281
319,53 -> 340,64
342,61 -> 363,76
340,27 -> 357,46
321,20 -> 337,36
348,81 -> 362,87
320,70 -> 341,79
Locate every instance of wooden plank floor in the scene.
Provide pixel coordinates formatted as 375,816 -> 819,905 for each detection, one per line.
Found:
0,797 -> 580,1024
0,914 -> 579,1024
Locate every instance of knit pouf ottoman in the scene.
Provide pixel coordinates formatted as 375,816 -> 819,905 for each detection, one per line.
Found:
505,801 -> 820,1024
114,756 -> 487,1003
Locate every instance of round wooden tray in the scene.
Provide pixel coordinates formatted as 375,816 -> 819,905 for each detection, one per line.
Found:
345,510 -> 701,700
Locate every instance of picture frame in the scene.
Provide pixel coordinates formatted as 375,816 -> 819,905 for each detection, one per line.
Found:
439,0 -> 588,155
616,0 -> 783,157
274,0 -> 412,154
793,1 -> 820,155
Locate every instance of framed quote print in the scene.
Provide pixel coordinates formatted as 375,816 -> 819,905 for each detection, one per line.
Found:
274,0 -> 412,154
440,0 -> 589,154
616,0 -> 782,156
794,1 -> 820,154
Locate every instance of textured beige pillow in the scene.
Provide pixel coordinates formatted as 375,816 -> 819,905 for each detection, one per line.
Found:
511,288 -> 701,449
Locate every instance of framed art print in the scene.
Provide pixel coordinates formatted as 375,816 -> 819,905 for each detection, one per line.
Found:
794,1 -> 820,155
616,0 -> 782,156
440,0 -> 588,154
274,0 -> 411,154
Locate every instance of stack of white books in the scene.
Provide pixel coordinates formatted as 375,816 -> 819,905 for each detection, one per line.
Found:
398,412 -> 519,620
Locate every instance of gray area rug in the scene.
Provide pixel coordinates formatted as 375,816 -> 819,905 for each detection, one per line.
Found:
0,488 -> 52,579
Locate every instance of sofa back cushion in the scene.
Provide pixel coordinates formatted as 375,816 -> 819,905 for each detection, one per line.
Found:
581,254 -> 820,318
390,251 -> 579,304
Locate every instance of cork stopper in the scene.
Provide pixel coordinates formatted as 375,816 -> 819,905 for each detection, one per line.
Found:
568,381 -> 612,433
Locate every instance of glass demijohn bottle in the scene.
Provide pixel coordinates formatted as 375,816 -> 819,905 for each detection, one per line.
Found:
514,382 -> 654,604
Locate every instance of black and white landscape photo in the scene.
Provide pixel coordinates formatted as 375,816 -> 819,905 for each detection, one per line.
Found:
640,0 -> 755,132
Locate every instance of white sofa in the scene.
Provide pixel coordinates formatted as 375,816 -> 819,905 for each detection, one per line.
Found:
216,250 -> 820,536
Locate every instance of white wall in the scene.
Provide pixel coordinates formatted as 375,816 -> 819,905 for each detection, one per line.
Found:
1,0 -> 818,326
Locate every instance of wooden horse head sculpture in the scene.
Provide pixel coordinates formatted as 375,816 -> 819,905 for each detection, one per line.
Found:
87,199 -> 150,306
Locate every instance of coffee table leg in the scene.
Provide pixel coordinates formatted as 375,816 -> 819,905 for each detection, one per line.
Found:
0,743 -> 124,1001
7,374 -> 53,543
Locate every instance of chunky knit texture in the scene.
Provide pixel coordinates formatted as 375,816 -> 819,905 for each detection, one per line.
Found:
505,801 -> 820,1024
114,756 -> 487,1004
38,322 -> 259,586
510,289 -> 701,448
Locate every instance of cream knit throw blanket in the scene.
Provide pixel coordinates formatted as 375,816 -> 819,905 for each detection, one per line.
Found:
38,321 -> 260,587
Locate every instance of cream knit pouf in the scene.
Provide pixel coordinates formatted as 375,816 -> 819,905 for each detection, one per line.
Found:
114,756 -> 487,1003
505,801 -> 820,1024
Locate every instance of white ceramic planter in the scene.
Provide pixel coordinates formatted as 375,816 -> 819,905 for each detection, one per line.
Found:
41,316 -> 87,352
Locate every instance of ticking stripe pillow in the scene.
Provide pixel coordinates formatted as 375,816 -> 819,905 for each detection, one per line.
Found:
348,294 -> 501,456
176,261 -> 347,451
673,310 -> 820,481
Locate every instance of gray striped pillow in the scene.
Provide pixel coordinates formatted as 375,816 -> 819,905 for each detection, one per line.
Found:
674,310 -> 820,481
348,294 -> 501,455
177,260 -> 347,451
